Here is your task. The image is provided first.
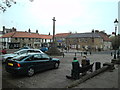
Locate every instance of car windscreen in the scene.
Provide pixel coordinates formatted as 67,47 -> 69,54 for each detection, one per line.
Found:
14,50 -> 27,55
41,54 -> 49,58
12,55 -> 29,61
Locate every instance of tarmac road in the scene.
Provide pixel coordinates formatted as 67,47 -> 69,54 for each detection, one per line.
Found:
1,50 -> 119,89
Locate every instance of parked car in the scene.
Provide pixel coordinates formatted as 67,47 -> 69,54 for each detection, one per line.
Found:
5,53 -> 60,76
40,47 -> 48,52
1,49 -> 44,63
19,46 -> 30,50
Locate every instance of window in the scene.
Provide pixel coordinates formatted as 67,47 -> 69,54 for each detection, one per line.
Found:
12,55 -> 28,61
33,54 -> 42,60
25,56 -> 33,61
25,57 -> 32,61
41,54 -> 49,60
18,50 -> 27,55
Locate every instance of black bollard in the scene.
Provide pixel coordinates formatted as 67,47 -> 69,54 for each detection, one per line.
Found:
95,62 -> 101,70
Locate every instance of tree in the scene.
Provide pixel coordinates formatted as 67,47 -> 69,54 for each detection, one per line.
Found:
0,0 -> 33,13
0,0 -> 16,13
110,35 -> 120,50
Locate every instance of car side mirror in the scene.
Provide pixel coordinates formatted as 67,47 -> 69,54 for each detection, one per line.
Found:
49,57 -> 52,60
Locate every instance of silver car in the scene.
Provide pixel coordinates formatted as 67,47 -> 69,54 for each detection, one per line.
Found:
1,49 -> 44,63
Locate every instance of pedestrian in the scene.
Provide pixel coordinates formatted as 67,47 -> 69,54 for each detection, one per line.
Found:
81,56 -> 90,66
81,52 -> 82,56
81,56 -> 90,75
117,51 -> 119,58
89,51 -> 92,55
63,52 -> 65,58
2,48 -> 7,54
84,51 -> 87,55
66,57 -> 80,80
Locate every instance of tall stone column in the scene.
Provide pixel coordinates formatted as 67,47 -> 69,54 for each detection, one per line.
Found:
52,17 -> 56,43
46,17 -> 62,56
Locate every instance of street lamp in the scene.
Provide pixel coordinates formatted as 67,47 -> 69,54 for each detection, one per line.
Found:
113,18 -> 119,59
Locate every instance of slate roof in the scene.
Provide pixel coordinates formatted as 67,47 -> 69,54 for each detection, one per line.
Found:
66,33 -> 101,38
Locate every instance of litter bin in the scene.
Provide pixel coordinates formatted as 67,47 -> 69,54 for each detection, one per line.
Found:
95,62 -> 101,70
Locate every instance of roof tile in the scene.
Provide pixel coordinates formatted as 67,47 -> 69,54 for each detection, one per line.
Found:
55,33 -> 71,37
1,31 -> 52,39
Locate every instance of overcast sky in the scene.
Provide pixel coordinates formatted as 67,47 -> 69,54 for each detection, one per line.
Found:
0,0 -> 119,35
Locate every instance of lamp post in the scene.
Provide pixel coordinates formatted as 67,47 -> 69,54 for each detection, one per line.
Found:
113,18 -> 119,59
92,29 -> 94,51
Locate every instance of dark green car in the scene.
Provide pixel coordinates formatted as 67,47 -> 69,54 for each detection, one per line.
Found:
5,53 -> 60,76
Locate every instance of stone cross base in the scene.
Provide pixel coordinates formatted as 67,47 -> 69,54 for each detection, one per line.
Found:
46,47 -> 63,56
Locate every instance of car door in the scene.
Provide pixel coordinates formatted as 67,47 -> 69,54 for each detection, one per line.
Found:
24,54 -> 45,72
24,55 -> 38,72
32,54 -> 46,72
40,54 -> 54,69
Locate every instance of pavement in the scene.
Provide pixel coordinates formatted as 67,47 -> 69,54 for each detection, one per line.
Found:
73,65 -> 119,88
61,50 -> 119,88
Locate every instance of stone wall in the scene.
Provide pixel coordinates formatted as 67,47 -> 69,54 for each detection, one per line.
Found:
66,37 -> 103,51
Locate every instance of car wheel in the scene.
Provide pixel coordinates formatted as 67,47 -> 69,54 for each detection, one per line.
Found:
54,63 -> 59,69
27,68 -> 34,77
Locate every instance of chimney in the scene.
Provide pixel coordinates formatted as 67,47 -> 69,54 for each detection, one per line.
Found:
12,27 -> 16,32
14,28 -> 16,32
92,29 -> 94,33
95,30 -> 99,33
3,26 -> 5,34
36,30 -> 38,33
48,32 -> 50,35
28,28 -> 31,33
